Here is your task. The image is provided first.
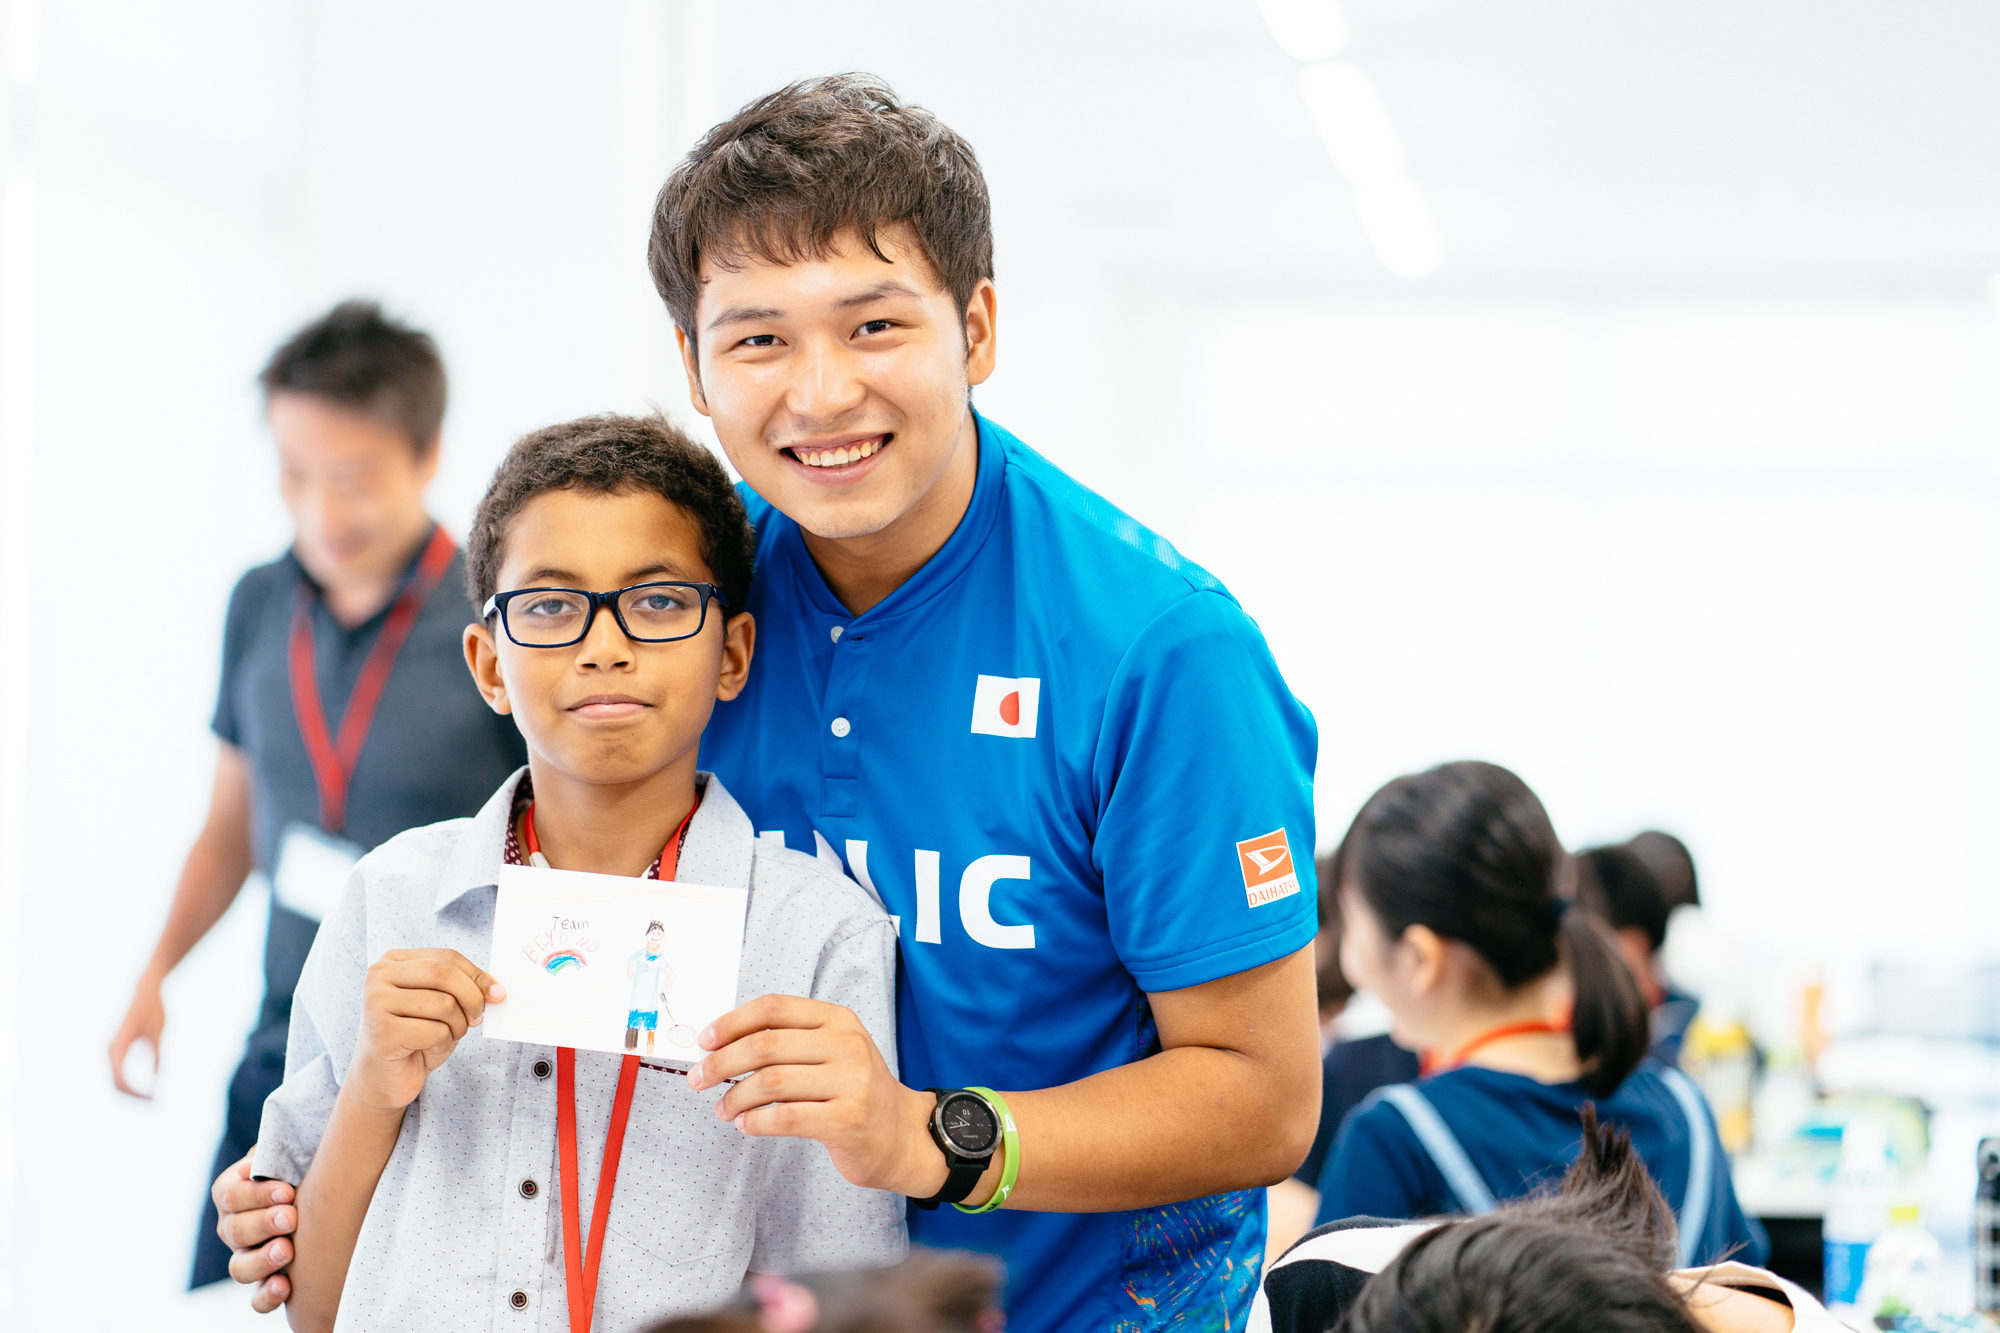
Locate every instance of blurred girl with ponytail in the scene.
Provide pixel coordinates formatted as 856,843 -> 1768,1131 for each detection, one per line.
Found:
1309,761 -> 1764,1267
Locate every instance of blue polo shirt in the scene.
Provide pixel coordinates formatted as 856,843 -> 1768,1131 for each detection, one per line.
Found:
699,414 -> 1319,1331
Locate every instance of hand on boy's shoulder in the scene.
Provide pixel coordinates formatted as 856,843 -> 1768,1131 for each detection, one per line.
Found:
349,949 -> 507,1114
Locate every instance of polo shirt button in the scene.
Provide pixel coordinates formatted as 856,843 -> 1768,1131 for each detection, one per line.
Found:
510,1291 -> 529,1310
519,1178 -> 539,1199
533,1059 -> 551,1079
830,625 -> 843,642
830,716 -> 852,738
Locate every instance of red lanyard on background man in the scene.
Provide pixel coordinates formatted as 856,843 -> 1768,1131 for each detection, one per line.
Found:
287,525 -> 457,833
521,797 -> 699,1333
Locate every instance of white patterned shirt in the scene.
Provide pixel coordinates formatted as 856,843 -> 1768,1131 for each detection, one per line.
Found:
254,769 -> 906,1331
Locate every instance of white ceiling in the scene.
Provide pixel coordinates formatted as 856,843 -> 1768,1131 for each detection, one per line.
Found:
713,0 -> 2000,296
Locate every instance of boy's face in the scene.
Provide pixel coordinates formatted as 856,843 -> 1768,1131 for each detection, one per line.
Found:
462,488 -> 754,791
271,391 -> 438,593
678,224 -> 997,544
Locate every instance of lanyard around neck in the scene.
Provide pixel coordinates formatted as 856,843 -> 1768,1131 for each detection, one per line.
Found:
287,525 -> 456,834
522,798 -> 696,1333
1421,1018 -> 1571,1078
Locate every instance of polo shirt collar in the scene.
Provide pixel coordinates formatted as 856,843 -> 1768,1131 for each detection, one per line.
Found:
288,519 -> 444,612
432,767 -> 755,915
777,408 -> 1008,626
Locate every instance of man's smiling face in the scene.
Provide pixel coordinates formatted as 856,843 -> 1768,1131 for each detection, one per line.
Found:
678,224 -> 996,544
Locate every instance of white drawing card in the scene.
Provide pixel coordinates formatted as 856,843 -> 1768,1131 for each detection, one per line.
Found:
483,863 -> 749,1062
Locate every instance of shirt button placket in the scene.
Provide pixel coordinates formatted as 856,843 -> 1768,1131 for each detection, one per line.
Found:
820,630 -> 871,820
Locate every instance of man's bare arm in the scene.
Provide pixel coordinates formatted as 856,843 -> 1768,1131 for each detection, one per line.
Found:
109,743 -> 255,1096
690,943 -> 1322,1212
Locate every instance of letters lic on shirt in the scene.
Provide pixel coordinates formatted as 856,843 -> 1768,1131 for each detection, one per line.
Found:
1237,828 -> 1302,909
758,831 -> 1038,950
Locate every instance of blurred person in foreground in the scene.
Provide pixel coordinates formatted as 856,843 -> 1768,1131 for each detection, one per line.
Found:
107,300 -> 526,1287
1268,852 -> 1420,1258
1576,840 -> 1702,1067
1255,1107 -> 1840,1333
650,1249 -> 1003,1333
1309,761 -> 1764,1267
216,74 -> 1321,1329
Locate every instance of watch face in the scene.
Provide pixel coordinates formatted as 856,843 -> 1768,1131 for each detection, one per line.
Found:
939,1093 -> 999,1155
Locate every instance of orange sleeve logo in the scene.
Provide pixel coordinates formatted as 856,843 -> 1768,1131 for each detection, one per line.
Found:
1236,828 -> 1302,907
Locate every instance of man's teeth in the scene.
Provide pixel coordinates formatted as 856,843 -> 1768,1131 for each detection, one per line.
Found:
794,438 -> 882,468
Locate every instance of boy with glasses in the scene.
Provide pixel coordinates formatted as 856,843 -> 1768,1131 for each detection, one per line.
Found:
256,413 -> 902,1331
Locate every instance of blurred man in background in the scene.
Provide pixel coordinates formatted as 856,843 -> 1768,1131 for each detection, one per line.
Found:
1575,837 -> 1701,1066
106,301 -> 526,1286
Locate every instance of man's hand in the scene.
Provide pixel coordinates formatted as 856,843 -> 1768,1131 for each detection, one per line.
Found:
350,949 -> 505,1112
108,970 -> 167,1098
686,995 -> 947,1200
212,1151 -> 295,1312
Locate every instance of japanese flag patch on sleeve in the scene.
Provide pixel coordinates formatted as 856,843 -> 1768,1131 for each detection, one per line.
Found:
1236,828 -> 1302,908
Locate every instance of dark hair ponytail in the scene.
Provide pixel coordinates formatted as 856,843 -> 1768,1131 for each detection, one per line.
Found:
1558,903 -> 1651,1096
1341,761 -> 1649,1097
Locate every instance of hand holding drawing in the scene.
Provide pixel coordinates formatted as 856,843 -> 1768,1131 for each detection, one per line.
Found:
687,994 -> 950,1201
350,949 -> 506,1112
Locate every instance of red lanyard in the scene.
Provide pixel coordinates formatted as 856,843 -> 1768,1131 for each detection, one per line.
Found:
1420,1018 -> 1571,1077
287,525 -> 457,833
522,798 -> 698,1333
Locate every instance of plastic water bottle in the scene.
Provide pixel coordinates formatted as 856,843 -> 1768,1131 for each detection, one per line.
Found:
1823,1119 -> 1893,1316
1977,1137 -> 2000,1316
1855,1203 -> 1940,1323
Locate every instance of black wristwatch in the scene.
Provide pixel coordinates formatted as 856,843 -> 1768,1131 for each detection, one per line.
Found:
911,1088 -> 1001,1210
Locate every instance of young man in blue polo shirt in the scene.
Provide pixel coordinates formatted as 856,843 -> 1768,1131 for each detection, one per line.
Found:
662,77 -> 1322,1328
217,76 -> 1321,1329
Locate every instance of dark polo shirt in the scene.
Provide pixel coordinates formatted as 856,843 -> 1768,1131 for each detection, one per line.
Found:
211,527 -> 527,1057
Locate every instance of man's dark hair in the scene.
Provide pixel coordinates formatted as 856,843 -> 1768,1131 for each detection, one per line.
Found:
1575,845 -> 1671,953
648,73 -> 993,356
1624,830 -> 1700,912
466,413 -> 755,615
645,920 -> 665,934
1339,1107 -> 1703,1333
259,300 -> 447,452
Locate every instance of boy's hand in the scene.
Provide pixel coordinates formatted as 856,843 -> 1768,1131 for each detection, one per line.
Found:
348,949 -> 505,1113
687,995 -> 949,1200
212,1150 -> 294,1311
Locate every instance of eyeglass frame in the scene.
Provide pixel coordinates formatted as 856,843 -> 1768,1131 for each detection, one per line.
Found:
480,581 -> 730,649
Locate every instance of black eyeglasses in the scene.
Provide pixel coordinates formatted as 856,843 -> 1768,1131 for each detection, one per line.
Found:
482,582 -> 728,648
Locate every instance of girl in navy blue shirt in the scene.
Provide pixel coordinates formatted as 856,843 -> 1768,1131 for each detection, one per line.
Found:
1311,761 -> 1764,1267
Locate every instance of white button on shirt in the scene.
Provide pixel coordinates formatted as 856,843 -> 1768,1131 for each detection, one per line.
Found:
254,770 -> 905,1331
830,716 -> 852,738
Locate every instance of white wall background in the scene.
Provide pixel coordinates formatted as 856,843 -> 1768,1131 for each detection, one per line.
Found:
1,1 -> 1997,1326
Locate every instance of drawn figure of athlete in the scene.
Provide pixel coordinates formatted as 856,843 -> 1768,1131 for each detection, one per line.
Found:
625,921 -> 671,1055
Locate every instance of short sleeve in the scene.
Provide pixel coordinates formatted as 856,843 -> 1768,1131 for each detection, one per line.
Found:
1314,1099 -> 1447,1226
750,914 -> 906,1273
210,571 -> 262,746
1093,590 -> 1319,993
252,867 -> 370,1183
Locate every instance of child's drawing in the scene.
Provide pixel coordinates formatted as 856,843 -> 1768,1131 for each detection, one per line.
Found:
625,919 -> 697,1054
484,863 -> 748,1061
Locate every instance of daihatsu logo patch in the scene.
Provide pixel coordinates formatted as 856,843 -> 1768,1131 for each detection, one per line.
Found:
969,675 -> 1040,739
1237,828 -> 1301,908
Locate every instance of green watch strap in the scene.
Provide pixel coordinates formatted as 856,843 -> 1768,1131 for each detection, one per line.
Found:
953,1087 -> 1018,1214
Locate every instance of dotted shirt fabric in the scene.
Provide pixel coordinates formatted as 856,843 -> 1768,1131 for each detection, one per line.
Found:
253,768 -> 907,1330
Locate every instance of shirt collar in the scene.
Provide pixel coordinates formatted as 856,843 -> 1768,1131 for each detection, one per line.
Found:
432,767 -> 755,915
774,408 -> 1008,626
287,519 -> 444,618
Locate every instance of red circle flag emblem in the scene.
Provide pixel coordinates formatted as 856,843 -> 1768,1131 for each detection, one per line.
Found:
970,675 -> 1041,739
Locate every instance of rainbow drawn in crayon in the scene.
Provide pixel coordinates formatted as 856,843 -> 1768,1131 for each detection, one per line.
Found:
542,950 -> 589,974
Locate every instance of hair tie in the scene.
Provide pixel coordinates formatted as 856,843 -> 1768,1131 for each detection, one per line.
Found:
1543,896 -> 1571,930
